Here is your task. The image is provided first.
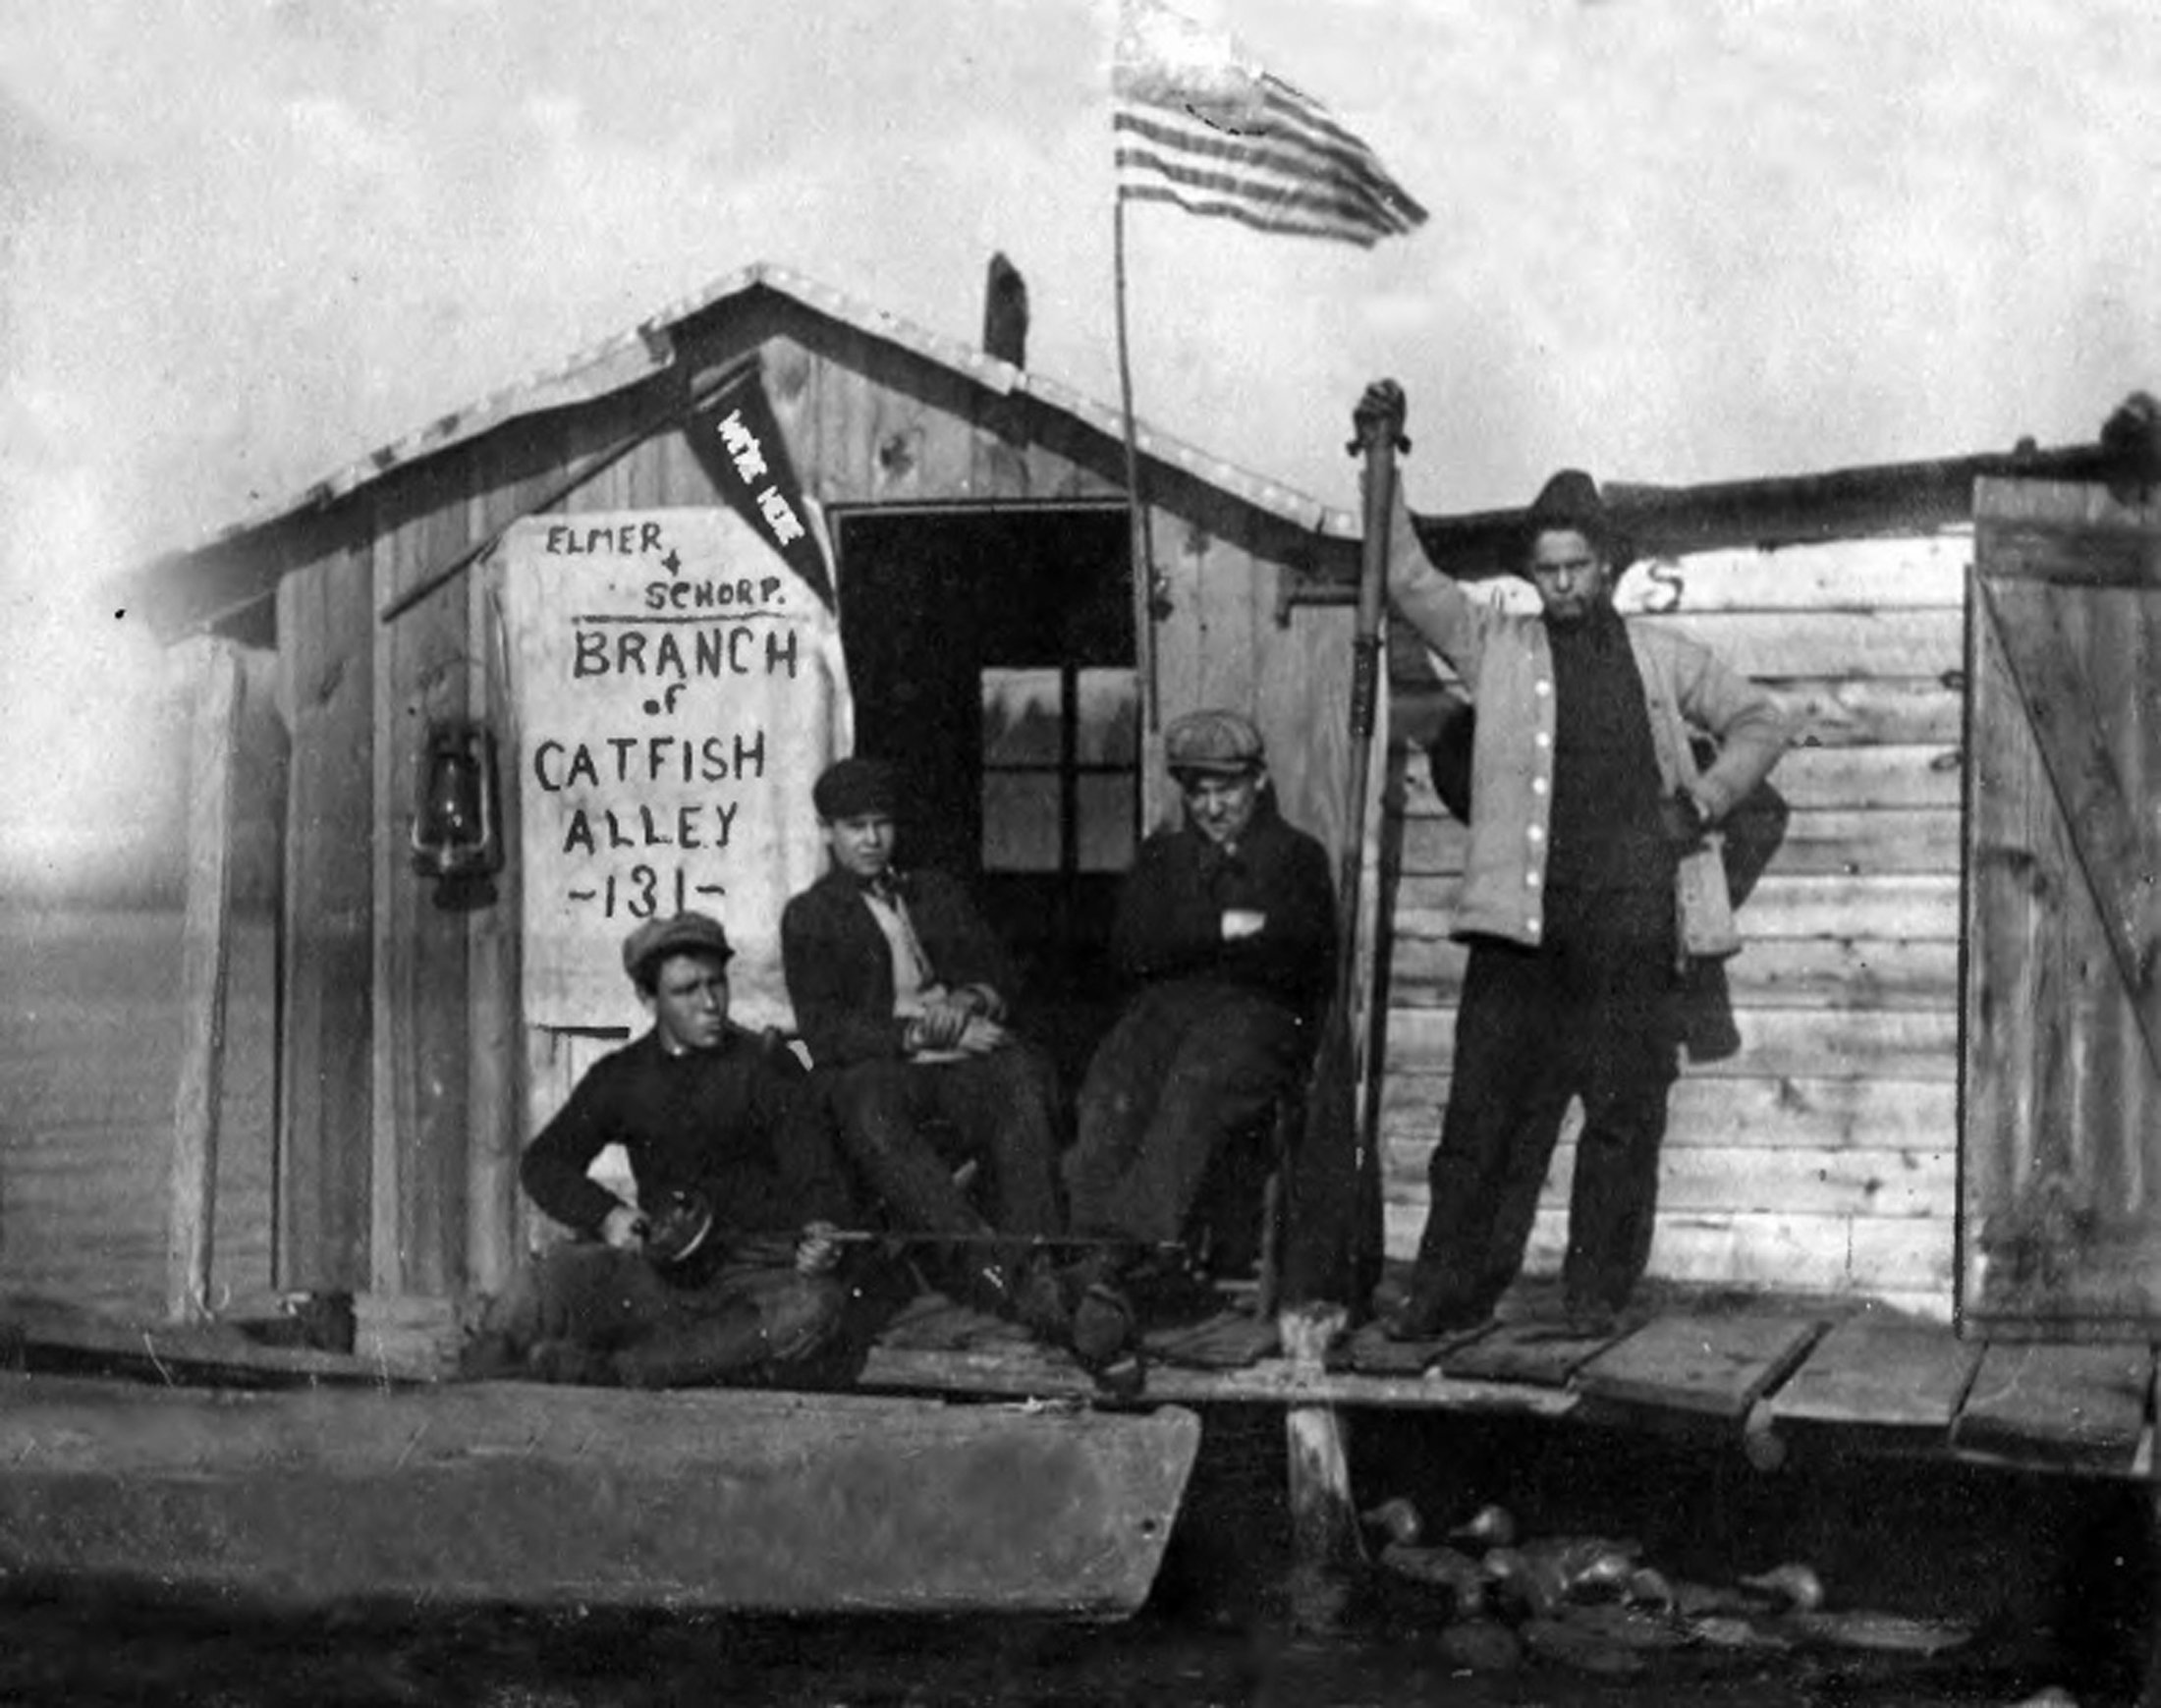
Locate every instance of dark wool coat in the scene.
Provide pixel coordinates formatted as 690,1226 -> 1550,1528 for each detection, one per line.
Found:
521,1026 -> 851,1238
1110,791 -> 1337,1022
780,866 -> 1016,1069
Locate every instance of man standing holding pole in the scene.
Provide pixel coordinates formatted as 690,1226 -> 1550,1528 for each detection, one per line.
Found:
1364,380 -> 1791,1342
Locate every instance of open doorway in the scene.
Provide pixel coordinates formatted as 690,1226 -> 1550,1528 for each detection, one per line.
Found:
831,504 -> 1136,1086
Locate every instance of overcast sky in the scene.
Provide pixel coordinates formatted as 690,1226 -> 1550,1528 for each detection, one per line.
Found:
4,0 -> 2158,892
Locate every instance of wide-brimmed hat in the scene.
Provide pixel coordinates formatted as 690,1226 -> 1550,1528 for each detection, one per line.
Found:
1165,708 -> 1265,778
621,910 -> 734,984
811,756 -> 899,821
1519,468 -> 1628,565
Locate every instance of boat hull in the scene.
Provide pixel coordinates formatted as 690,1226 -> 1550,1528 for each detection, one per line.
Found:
0,1374 -> 1200,1620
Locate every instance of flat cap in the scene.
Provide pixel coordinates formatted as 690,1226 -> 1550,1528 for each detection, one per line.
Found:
1165,708 -> 1265,776
621,910 -> 734,983
812,755 -> 899,821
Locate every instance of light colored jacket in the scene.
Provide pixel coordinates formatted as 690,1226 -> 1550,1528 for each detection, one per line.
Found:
1386,489 -> 1791,947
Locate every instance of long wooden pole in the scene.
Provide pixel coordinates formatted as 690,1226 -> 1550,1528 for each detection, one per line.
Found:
1345,386 -> 1405,1300
1277,384 -> 1410,1622
1335,390 -> 1402,1093
1112,192 -> 1160,735
1285,385 -> 1405,1309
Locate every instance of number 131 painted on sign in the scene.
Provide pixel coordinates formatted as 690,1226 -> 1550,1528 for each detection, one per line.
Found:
568,864 -> 726,919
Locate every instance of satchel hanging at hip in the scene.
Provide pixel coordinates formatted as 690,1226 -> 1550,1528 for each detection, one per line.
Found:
1675,836 -> 1742,960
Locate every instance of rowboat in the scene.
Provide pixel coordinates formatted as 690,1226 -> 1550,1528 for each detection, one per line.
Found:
0,1366 -> 1199,1620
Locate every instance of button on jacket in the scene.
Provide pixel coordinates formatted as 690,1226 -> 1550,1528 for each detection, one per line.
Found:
1385,491 -> 1791,947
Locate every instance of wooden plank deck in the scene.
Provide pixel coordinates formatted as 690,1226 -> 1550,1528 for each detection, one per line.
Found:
1770,1316 -> 1985,1442
856,1283 -> 2158,1480
1950,1342 -> 2154,1475
1574,1312 -> 1828,1422
5,1282 -> 2155,1483
1443,1320 -> 1629,1389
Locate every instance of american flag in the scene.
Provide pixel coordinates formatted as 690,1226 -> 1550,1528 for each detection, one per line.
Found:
1112,0 -> 1426,248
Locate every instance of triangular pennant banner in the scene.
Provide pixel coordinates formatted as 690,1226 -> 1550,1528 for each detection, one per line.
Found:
686,366 -> 838,611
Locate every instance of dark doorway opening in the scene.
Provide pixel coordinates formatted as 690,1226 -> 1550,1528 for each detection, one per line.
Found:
832,505 -> 1137,1087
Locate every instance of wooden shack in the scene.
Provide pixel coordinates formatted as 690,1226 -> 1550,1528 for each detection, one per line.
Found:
118,257 -> 2155,1347
127,260 -> 1370,1320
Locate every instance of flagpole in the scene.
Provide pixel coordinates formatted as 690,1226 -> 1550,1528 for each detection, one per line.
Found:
1112,190 -> 1160,735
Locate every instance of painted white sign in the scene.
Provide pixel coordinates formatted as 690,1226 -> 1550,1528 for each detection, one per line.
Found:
500,506 -> 850,1030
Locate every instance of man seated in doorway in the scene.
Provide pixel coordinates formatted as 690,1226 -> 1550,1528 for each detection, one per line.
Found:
1061,709 -> 1337,1371
781,755 -> 1069,1340
470,910 -> 856,1388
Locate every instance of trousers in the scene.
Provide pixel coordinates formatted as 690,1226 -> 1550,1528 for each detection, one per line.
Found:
489,1240 -> 847,1388
1407,884 -> 1680,1317
818,1043 -> 1065,1245
1065,979 -> 1308,1249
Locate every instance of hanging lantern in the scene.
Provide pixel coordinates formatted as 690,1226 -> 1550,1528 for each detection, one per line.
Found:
410,717 -> 502,883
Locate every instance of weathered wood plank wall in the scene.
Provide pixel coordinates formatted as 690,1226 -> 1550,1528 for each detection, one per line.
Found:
167,636 -> 246,1322
277,523 -> 377,1294
1963,479 -> 2161,1336
1382,532 -> 1970,1317
370,465 -> 474,1298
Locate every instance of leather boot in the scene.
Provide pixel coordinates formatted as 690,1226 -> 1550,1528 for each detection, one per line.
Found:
963,1258 -> 1071,1342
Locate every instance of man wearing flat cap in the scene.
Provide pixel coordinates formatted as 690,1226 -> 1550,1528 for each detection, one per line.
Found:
1059,708 -> 1337,1369
781,755 -> 1068,1337
1359,379 -> 1791,1341
471,910 -> 858,1387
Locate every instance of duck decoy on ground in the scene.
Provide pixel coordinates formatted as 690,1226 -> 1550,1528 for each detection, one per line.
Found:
1739,1561 -> 1826,1612
1623,1565 -> 1677,1614
1483,1535 -> 1648,1623
1376,1541 -> 1486,1616
1447,1502 -> 1517,1550
1514,1534 -> 1643,1597
1359,1496 -> 1422,1548
1480,1547 -> 1564,1621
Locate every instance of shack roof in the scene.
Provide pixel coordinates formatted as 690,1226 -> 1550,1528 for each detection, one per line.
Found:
165,258 -> 1360,563
127,257 -> 2143,633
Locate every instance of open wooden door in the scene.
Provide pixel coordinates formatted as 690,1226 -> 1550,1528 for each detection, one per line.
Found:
1962,477 -> 2161,1337
830,504 -> 1139,1090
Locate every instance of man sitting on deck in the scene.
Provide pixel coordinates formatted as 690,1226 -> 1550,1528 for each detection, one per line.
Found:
470,910 -> 856,1388
781,756 -> 1070,1342
1061,709 -> 1337,1371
